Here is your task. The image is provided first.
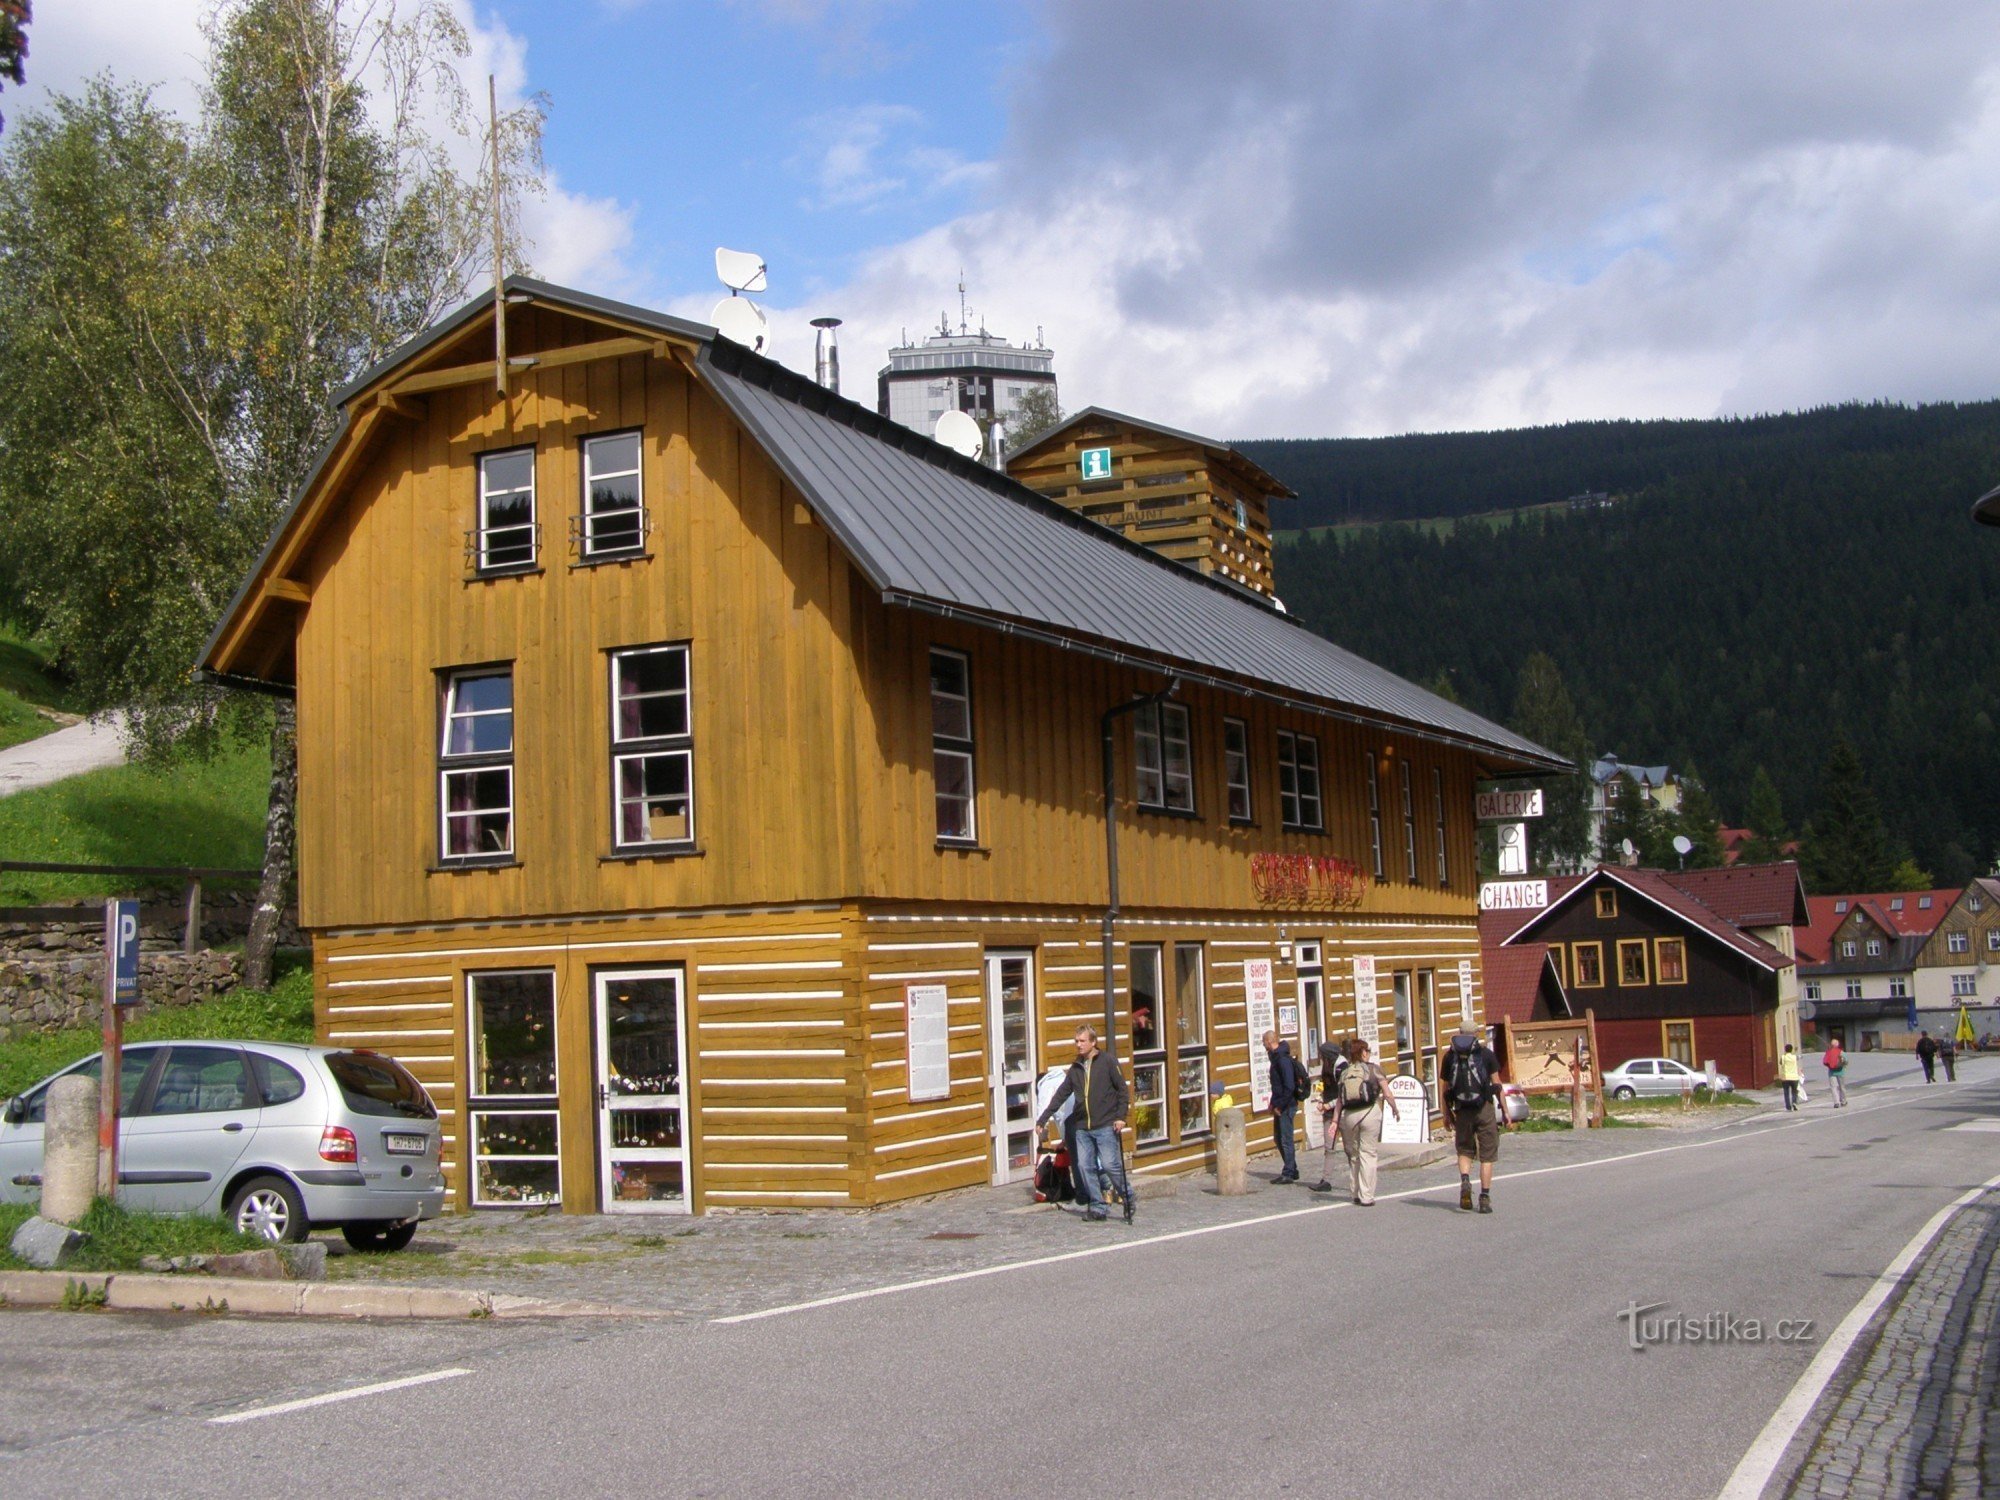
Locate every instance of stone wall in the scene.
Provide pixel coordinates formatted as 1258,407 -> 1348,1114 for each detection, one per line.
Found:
0,949 -> 242,1045
0,890 -> 299,958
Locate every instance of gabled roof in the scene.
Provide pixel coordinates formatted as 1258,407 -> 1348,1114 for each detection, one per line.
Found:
1798,887 -> 1962,962
1591,755 -> 1672,787
1496,864 -> 1793,972
1661,862 -> 1809,928
1007,405 -> 1297,499
1481,942 -> 1570,1024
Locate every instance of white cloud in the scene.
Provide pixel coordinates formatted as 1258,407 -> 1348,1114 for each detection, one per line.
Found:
789,102 -> 993,212
7,0 -> 206,120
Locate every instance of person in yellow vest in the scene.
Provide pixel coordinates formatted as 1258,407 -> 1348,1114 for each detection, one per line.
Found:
1776,1044 -> 1801,1111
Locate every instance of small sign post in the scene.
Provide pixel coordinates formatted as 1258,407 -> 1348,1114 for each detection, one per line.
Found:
100,898 -> 141,1196
1079,446 -> 1114,481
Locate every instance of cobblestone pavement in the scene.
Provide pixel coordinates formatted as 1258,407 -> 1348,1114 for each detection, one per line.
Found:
323,1102 -> 1779,1319
1775,1188 -> 2000,1499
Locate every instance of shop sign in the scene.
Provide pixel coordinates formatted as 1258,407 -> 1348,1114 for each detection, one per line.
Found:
905,983 -> 951,1103
1379,1074 -> 1428,1145
1479,879 -> 1549,911
1250,852 -> 1369,908
1352,954 -> 1379,1052
1458,959 -> 1475,1029
1246,959 -> 1277,1111
1476,788 -> 1544,821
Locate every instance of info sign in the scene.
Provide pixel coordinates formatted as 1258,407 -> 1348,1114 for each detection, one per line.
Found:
1379,1074 -> 1429,1145
1245,959 -> 1277,1112
905,983 -> 951,1103
1079,445 -> 1114,481
1475,788 -> 1544,821
1351,954 -> 1380,1053
1479,879 -> 1549,912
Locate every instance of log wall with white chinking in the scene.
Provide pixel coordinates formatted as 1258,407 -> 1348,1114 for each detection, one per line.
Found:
313,904 -> 867,1214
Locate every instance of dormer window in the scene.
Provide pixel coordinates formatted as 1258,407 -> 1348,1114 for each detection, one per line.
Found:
476,448 -> 537,571
1834,901 -> 1848,913
1866,938 -> 1882,957
1890,897 -> 1904,911
1919,895 -> 1933,909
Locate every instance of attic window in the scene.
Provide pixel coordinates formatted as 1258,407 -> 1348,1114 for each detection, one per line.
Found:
1834,901 -> 1848,913
476,448 -> 537,572
1595,889 -> 1618,919
1919,895 -> 1932,909
579,432 -> 646,558
1889,897 -> 1904,911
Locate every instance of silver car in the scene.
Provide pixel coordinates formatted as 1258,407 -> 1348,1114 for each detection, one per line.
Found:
0,1041 -> 445,1250
1602,1056 -> 1735,1100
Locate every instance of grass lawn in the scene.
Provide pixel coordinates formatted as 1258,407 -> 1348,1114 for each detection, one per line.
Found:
0,1198 -> 266,1273
0,958 -> 314,1100
0,738 -> 271,902
0,622 -> 79,752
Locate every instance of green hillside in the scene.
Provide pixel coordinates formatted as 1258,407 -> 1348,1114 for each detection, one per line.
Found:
0,621 -> 77,750
1258,402 -> 2000,884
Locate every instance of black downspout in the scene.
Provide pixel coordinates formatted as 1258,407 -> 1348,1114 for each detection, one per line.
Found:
1100,678 -> 1181,1059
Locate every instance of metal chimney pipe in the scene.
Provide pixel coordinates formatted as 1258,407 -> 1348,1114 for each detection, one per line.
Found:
810,316 -> 842,394
987,415 -> 1008,470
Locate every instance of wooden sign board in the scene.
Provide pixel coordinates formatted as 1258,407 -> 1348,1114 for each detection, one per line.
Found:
1498,1011 -> 1607,1123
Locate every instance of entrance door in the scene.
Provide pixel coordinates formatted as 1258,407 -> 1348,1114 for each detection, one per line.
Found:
593,968 -> 691,1213
1297,941 -> 1326,1060
986,951 -> 1038,1185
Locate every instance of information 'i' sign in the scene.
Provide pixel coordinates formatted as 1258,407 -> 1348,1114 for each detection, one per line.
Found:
1079,446 -> 1114,481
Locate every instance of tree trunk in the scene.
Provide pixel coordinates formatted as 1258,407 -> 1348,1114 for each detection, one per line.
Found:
242,700 -> 298,991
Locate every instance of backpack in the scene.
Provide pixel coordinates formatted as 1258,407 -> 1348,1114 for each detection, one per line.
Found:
1447,1043 -> 1491,1107
1336,1060 -> 1379,1111
1822,1047 -> 1841,1072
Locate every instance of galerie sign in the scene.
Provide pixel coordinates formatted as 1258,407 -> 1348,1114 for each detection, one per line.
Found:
1246,959 -> 1277,1111
1475,788 -> 1544,821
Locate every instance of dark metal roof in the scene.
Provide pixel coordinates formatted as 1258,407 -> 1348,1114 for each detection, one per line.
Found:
698,341 -> 1563,771
1009,405 -> 1296,497
1976,482 -> 2000,527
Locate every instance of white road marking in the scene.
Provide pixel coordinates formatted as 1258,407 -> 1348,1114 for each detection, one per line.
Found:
207,1367 -> 472,1425
713,1084 -> 1970,1326
1715,1170 -> 2000,1500
1945,1118 -> 2000,1131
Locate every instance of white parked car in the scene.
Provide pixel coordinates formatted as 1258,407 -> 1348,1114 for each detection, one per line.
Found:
1601,1057 -> 1734,1100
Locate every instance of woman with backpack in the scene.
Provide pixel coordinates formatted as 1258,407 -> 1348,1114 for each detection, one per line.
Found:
1309,1038 -> 1399,1205
1823,1037 -> 1848,1108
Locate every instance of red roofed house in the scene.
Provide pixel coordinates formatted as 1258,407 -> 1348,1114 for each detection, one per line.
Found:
1796,889 -> 1958,1048
1491,863 -> 1806,1088
1478,910 -> 1570,1026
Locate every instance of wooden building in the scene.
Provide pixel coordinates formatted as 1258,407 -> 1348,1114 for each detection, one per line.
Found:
1491,864 -> 1805,1088
1006,408 -> 1293,598
200,279 -> 1562,1215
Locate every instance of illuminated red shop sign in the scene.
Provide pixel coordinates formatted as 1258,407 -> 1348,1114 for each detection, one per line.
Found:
1250,853 -> 1370,909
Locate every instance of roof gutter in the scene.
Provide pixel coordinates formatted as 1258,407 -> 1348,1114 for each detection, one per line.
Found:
192,668 -> 297,701
880,589 -> 1570,775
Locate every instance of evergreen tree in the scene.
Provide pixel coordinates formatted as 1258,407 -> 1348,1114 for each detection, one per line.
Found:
1738,766 -> 1790,864
1506,651 -> 1592,873
1886,856 -> 1933,891
1669,771 -> 1726,869
1802,738 -> 1897,893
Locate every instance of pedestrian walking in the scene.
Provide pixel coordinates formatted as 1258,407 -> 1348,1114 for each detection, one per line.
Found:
1823,1037 -> 1848,1108
1939,1035 -> 1957,1081
1776,1044 -> 1801,1110
1263,1030 -> 1309,1184
1916,1031 -> 1938,1084
1442,1024 -> 1501,1214
1034,1026 -> 1135,1224
1310,1038 -> 1400,1204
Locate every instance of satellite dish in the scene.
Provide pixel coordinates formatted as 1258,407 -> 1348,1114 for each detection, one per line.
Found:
1620,838 -> 1636,859
714,247 -> 768,294
710,297 -> 767,352
933,409 -> 983,459
1672,834 -> 1694,856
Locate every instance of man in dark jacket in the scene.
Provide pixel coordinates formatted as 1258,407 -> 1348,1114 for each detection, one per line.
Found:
1036,1026 -> 1134,1223
1916,1031 -> 1938,1083
1263,1031 -> 1307,1183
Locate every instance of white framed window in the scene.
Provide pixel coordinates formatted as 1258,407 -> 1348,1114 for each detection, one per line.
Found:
1174,945 -> 1210,1139
1277,731 -> 1322,831
1866,938 -> 1883,957
439,668 -> 514,862
1948,931 -> 1969,954
1223,717 -> 1253,824
1844,981 -> 1863,1000
581,431 -> 645,557
1833,900 -> 1848,913
1988,929 -> 2000,952
1127,945 -> 1168,1147
1890,897 -> 1904,911
1951,973 -> 1976,997
610,645 -> 694,849
1135,702 -> 1194,813
477,447 -> 537,570
1432,766 -> 1448,887
1804,982 -> 1821,1002
1399,760 -> 1417,882
930,649 -> 976,843
467,970 -> 560,1206
1918,895 -> 1933,909
1889,977 -> 1909,999
1840,940 -> 1856,958
1365,754 -> 1383,876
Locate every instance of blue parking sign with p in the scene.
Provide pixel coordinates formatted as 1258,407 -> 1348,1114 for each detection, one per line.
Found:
109,898 -> 141,1005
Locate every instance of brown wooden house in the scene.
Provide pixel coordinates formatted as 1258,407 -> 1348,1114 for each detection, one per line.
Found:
200,278 -> 1562,1216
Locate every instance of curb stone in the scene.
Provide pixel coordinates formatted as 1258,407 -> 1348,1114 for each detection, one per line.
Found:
0,1269 -> 656,1320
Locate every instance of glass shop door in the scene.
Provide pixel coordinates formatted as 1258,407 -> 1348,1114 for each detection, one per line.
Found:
986,951 -> 1038,1185
593,968 -> 692,1213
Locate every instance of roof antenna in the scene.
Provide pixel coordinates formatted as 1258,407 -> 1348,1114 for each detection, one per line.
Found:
958,271 -> 968,335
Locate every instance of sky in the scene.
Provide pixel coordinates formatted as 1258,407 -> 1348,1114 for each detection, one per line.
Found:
14,2 -> 2000,439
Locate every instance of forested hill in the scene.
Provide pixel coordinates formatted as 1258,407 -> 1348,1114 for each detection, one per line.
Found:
1240,401 -> 2000,532
1258,401 -> 2000,884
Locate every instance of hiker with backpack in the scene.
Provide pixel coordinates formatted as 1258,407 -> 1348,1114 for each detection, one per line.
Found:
1263,1030 -> 1310,1184
1310,1037 -> 1399,1205
1823,1037 -> 1848,1108
1442,1025 -> 1502,1214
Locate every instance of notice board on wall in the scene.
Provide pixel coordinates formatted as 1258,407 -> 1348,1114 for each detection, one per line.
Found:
1245,959 -> 1277,1111
1458,958 -> 1475,1029
1352,954 -> 1380,1053
906,983 -> 951,1102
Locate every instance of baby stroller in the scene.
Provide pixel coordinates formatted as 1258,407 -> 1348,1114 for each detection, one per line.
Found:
1033,1137 -> 1076,1204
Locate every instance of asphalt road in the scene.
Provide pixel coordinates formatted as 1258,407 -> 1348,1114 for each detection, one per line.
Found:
4,1061 -> 1996,1499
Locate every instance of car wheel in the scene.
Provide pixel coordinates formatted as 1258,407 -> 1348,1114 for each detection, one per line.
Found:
341,1221 -> 418,1254
1612,1085 -> 1637,1101
228,1175 -> 309,1244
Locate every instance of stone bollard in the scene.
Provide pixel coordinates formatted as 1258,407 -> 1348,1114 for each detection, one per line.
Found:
42,1073 -> 99,1225
1215,1105 -> 1248,1195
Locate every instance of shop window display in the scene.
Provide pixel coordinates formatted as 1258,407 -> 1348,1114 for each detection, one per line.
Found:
468,970 -> 561,1205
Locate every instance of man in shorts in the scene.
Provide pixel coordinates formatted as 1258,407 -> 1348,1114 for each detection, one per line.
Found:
1442,1024 -> 1501,1214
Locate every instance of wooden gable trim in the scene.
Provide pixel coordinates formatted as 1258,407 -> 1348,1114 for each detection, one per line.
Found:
384,334 -> 662,398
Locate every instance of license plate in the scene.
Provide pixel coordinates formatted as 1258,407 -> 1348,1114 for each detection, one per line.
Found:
384,1132 -> 429,1155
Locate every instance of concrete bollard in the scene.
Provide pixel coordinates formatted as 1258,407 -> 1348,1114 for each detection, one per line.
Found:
1215,1105 -> 1248,1195
42,1074 -> 99,1225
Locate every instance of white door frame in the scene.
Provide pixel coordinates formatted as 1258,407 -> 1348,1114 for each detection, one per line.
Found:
985,950 -> 1038,1186
592,966 -> 692,1214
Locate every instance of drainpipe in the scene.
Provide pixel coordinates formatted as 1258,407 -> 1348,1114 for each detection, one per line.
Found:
1100,677 -> 1181,1058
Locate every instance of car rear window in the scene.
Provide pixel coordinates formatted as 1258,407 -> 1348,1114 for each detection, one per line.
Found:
323,1052 -> 437,1119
